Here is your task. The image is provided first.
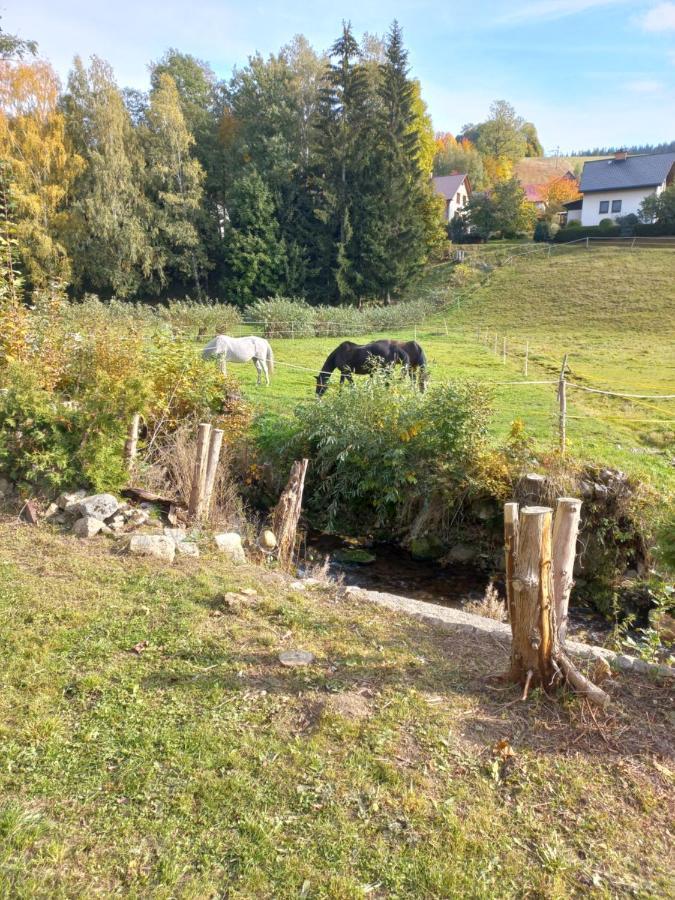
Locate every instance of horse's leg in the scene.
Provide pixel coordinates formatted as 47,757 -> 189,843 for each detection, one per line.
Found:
260,358 -> 269,386
219,355 -> 227,376
254,359 -> 262,385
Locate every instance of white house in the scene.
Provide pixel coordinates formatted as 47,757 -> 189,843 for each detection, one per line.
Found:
578,150 -> 675,226
561,198 -> 582,225
432,173 -> 471,222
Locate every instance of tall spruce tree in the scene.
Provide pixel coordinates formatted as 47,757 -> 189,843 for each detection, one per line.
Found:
359,21 -> 441,300
312,23 -> 374,303
220,167 -> 287,306
142,73 -> 207,296
63,57 -> 152,298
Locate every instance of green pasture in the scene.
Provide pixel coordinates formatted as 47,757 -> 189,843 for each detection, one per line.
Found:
228,246 -> 675,493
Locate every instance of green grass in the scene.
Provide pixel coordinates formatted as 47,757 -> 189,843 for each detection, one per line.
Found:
232,246 -> 675,494
0,524 -> 673,897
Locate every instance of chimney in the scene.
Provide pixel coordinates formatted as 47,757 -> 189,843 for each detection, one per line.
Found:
614,149 -> 628,161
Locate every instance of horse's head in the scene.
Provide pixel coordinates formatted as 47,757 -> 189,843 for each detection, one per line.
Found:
315,374 -> 329,398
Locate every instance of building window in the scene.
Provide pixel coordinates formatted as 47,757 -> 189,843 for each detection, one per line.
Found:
611,199 -> 622,213
463,195 -> 467,205
599,200 -> 609,214
456,192 -> 461,204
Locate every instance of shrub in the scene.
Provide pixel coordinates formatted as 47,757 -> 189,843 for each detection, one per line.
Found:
258,373 -> 506,540
245,297 -> 316,337
564,219 -> 581,229
554,224 -> 621,242
598,218 -> 615,230
533,221 -> 550,242
157,299 -> 242,340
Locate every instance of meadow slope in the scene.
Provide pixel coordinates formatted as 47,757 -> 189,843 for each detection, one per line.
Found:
232,246 -> 675,494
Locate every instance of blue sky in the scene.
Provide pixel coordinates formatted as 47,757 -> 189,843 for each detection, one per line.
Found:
6,0 -> 675,152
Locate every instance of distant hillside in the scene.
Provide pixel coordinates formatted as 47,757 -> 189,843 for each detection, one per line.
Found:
514,156 -> 603,184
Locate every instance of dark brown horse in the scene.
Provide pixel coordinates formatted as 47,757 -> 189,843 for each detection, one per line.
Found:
315,339 -> 427,397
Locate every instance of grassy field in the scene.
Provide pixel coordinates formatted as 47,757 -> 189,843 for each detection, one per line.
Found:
230,246 -> 675,496
0,523 -> 673,897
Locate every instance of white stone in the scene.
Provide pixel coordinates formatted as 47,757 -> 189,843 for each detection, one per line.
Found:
279,650 -> 314,667
260,529 -> 277,550
128,534 -> 176,563
289,581 -> 306,591
176,542 -> 200,557
164,527 -> 187,544
76,493 -> 120,521
57,489 -> 86,511
44,502 -> 60,520
214,532 -> 246,564
72,516 -> 105,538
124,509 -> 150,529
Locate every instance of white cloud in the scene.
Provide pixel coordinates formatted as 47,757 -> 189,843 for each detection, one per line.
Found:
626,78 -> 664,92
641,2 -> 675,31
499,0 -> 626,24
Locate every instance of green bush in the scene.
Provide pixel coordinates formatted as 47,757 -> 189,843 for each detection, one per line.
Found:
158,299 -> 242,339
598,218 -> 615,230
554,224 -> 621,242
533,221 -> 550,242
245,297 -> 316,337
258,373 -> 507,539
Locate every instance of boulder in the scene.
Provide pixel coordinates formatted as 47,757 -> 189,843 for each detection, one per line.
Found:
44,502 -> 60,520
57,489 -> 86,511
127,534 -> 176,563
107,515 -> 126,532
260,529 -> 277,550
72,516 -> 105,538
176,542 -> 200,558
410,535 -> 445,561
124,509 -> 150,529
333,548 -> 376,565
76,493 -> 120,521
164,527 -> 187,544
447,543 -> 477,564
279,650 -> 315,667
214,532 -> 246,564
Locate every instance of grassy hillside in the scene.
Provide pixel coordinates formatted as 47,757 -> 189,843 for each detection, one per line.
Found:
231,247 -> 675,494
0,523 -> 672,896
514,156 -> 602,183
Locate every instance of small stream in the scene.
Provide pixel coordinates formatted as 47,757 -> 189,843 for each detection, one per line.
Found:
305,532 -> 614,647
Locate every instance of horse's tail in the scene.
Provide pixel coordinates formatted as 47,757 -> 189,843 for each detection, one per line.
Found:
266,341 -> 274,375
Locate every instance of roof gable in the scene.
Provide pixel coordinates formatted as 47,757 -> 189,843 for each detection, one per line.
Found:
432,173 -> 470,199
580,152 -> 675,193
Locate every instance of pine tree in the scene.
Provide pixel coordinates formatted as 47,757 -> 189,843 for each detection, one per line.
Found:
220,167 -> 286,306
63,57 -> 152,298
142,73 -> 207,296
312,22 -> 371,304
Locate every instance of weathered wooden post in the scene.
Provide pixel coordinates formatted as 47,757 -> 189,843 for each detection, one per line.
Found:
508,506 -> 554,690
502,337 -> 507,364
551,497 -> 582,644
202,428 -> 224,519
124,413 -> 141,470
188,422 -> 212,520
558,354 -> 568,455
524,341 -> 529,377
503,502 -> 519,623
493,334 -> 498,355
271,459 -> 309,569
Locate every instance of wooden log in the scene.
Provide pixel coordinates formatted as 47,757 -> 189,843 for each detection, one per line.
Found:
503,502 -> 519,623
188,422 -> 212,520
556,653 -> 609,708
551,497 -> 582,646
509,505 -> 554,687
271,459 -> 309,570
124,414 -> 141,469
202,428 -> 224,518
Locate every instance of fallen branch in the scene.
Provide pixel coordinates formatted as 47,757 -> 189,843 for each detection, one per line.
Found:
556,652 -> 610,708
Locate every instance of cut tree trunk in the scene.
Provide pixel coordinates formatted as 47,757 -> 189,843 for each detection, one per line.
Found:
188,422 -> 212,520
509,505 -> 554,687
503,501 -> 519,623
551,497 -> 582,645
124,414 -> 141,469
271,459 -> 309,570
202,428 -> 224,519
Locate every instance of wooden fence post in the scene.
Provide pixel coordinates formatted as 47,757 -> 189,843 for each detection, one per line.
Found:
551,497 -> 582,645
271,459 -> 309,569
202,428 -> 224,519
493,334 -> 498,355
124,414 -> 141,470
524,341 -> 529,377
188,422 -> 212,520
558,353 -> 568,455
503,502 -> 519,623
508,506 -> 554,688
502,337 -> 507,364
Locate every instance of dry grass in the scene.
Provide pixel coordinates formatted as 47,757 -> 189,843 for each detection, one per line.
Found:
464,580 -> 507,621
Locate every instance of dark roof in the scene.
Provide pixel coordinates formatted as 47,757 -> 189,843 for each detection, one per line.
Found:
432,173 -> 469,199
562,198 -> 583,210
580,152 -> 675,193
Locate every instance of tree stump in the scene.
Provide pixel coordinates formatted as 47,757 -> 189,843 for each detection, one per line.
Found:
271,459 -> 309,570
188,422 -> 212,520
551,497 -> 582,645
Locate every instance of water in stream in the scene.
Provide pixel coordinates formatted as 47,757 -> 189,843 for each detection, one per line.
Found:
306,532 -> 614,646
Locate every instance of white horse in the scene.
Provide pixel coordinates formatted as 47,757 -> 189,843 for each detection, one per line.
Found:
202,335 -> 275,385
